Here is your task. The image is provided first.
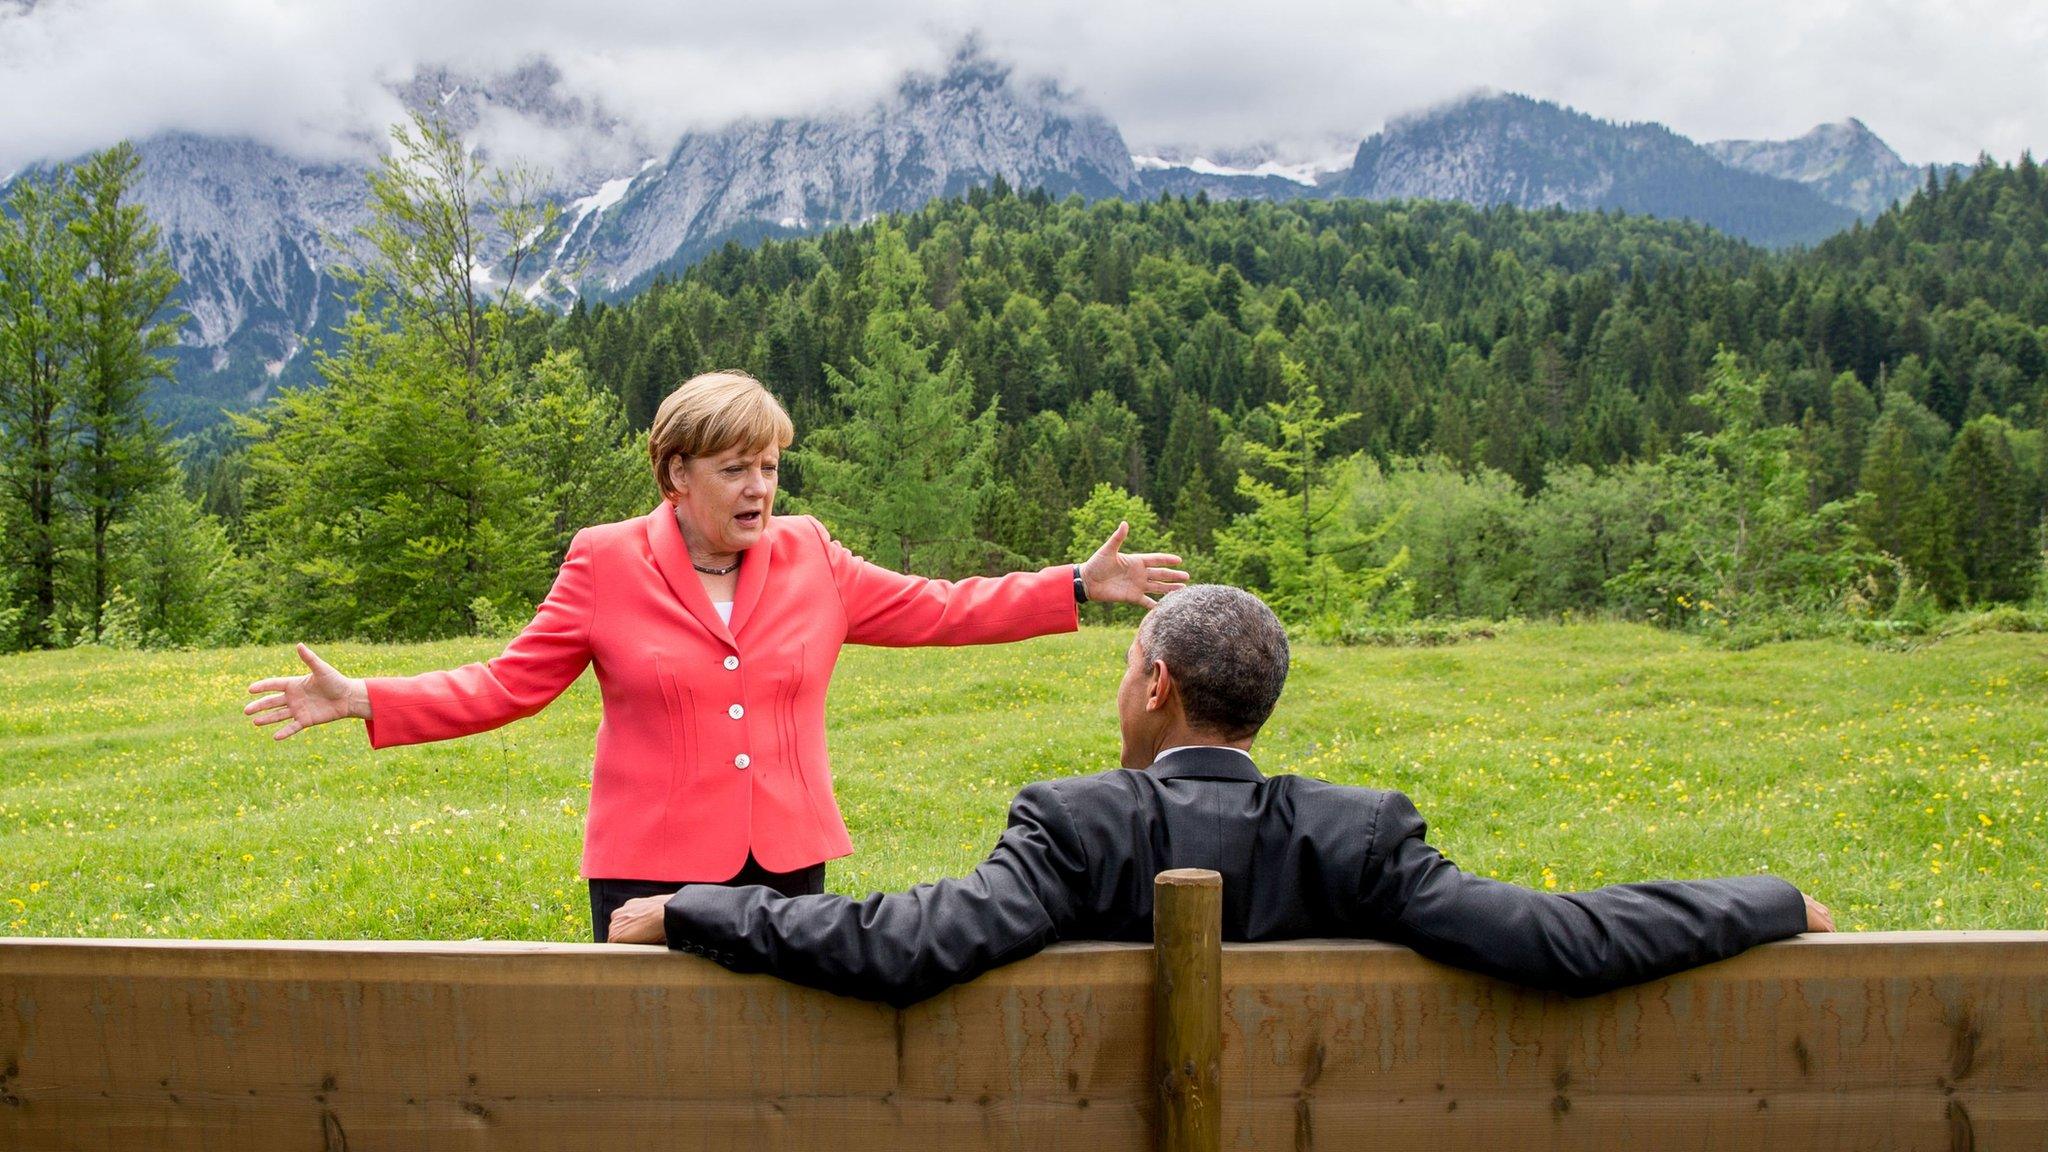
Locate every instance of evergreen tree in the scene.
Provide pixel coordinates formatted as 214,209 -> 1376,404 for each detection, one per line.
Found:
1943,418 -> 2034,603
1479,370 -> 1543,494
1209,264 -> 1245,328
110,481 -> 245,647
1213,454 -> 1405,630
1168,464 -> 1225,557
1271,287 -> 1307,336
68,143 -> 181,640
1857,411 -> 1955,598
1067,482 -> 1171,558
799,227 -> 999,575
762,299 -> 826,411
1152,391 -> 1219,505
1213,358 -> 1401,624
1063,390 -> 1144,498
984,413 -> 1075,565
622,325 -> 690,432
507,350 -> 650,566
0,172 -> 86,648
1821,371 -> 1878,500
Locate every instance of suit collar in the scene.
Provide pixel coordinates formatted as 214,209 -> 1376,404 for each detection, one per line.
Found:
1146,745 -> 1264,783
646,505 -> 737,648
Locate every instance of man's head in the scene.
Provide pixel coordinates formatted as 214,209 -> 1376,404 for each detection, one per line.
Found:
1117,585 -> 1290,768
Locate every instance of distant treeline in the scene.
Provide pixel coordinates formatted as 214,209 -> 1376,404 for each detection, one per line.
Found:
506,161 -> 2047,634
5,115 -> 2045,652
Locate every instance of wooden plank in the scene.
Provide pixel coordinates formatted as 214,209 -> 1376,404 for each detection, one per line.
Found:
0,938 -> 1154,1151
2,933 -> 2045,1151
1218,934 -> 2048,1151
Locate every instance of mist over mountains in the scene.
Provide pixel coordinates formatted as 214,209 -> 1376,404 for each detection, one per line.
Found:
1,46 -> 1959,427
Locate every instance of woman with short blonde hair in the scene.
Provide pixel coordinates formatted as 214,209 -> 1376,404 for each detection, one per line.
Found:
247,368 -> 1187,939
647,371 -> 794,499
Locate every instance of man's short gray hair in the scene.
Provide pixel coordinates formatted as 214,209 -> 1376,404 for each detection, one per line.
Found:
1135,585 -> 1290,738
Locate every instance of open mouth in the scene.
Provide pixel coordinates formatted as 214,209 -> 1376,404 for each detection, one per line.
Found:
734,510 -> 762,527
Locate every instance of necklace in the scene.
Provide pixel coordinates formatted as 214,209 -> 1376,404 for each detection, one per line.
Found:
693,556 -> 742,576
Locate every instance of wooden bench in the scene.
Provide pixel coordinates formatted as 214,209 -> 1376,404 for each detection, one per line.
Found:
3,897 -> 2043,1149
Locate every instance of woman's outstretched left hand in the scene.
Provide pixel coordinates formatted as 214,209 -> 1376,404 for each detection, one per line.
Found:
1078,521 -> 1190,609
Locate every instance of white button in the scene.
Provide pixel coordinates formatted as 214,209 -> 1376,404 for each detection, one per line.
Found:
728,704 -> 745,720
723,656 -> 739,670
734,754 -> 751,770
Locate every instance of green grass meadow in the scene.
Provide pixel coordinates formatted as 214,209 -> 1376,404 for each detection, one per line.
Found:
2,624 -> 2043,941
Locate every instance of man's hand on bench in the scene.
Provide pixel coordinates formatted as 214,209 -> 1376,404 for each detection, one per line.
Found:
1805,894 -> 1836,933
608,893 -> 672,945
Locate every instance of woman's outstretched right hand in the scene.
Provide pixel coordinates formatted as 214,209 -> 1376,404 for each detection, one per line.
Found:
244,643 -> 371,740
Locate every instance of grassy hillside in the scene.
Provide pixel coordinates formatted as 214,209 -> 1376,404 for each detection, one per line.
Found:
2,624 -> 2042,941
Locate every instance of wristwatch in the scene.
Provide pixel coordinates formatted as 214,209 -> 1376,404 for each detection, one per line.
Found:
1073,565 -> 1089,604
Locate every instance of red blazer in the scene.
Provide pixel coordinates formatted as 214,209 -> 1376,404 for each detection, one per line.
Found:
364,509 -> 1078,880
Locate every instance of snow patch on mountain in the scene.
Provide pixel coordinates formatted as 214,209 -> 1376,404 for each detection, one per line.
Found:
1132,139 -> 1355,187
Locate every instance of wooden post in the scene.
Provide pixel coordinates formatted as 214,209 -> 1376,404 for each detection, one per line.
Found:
1153,868 -> 1222,1152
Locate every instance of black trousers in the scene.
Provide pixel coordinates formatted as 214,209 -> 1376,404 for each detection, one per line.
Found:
588,854 -> 826,943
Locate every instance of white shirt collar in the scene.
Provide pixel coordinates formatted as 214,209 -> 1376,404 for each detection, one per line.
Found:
1151,745 -> 1256,767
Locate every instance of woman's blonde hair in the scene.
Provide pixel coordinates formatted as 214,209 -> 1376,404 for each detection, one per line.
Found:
648,370 -> 796,500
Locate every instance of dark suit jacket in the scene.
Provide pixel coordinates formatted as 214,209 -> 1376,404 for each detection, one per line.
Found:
664,746 -> 1809,1007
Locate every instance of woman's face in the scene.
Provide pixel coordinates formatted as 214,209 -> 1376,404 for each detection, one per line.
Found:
668,443 -> 779,557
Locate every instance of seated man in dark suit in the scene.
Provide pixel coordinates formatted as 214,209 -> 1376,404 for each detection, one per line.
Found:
607,585 -> 1832,1006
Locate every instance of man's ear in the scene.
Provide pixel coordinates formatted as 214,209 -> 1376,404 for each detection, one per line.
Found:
1145,659 -> 1173,713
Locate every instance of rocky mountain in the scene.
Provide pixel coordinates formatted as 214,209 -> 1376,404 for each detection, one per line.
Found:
17,47 -> 1132,428
1705,118 -> 1936,218
6,55 -> 1967,429
556,49 -> 1136,296
1342,92 -> 1858,247
121,134 -> 369,427
121,59 -> 652,426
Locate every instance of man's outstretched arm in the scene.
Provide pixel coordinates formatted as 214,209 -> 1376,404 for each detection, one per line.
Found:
614,782 -> 1089,1008
1359,790 -> 1827,997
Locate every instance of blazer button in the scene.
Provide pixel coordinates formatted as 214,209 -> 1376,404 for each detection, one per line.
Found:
728,704 -> 745,720
734,754 -> 751,770
723,656 -> 739,670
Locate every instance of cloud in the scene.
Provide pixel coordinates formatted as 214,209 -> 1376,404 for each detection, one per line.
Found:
1,0 -> 2039,174
0,1 -> 953,171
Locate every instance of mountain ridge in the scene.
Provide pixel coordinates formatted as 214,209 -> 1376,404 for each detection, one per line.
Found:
1342,92 -> 1858,247
1,58 -> 1963,427
1704,117 -> 1942,218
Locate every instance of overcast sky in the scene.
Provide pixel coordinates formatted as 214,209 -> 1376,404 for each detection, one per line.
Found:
2,0 -> 2041,173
